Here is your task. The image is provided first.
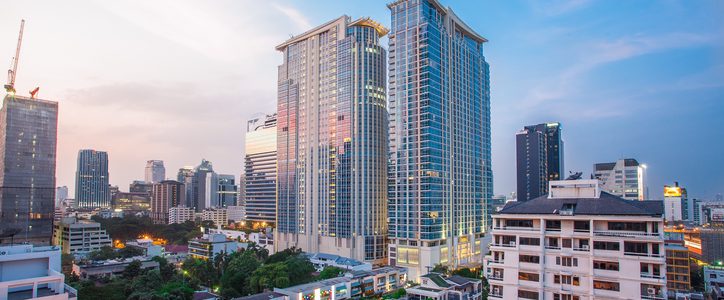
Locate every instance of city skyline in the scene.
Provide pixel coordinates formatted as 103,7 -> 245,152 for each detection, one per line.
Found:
1,0 -> 722,199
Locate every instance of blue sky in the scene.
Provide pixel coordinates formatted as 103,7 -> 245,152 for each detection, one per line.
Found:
1,0 -> 722,199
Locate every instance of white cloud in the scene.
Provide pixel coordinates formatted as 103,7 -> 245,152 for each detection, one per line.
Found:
271,3 -> 313,30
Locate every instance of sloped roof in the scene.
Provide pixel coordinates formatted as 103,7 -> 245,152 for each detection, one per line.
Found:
498,192 -> 663,216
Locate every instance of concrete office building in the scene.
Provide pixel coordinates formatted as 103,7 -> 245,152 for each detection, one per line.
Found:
144,160 -> 165,184
0,95 -> 58,245
665,243 -> 691,293
112,191 -> 151,213
387,0 -> 491,280
275,16 -> 389,264
56,186 -> 69,207
75,149 -> 111,209
52,217 -> 112,256
664,183 -> 687,222
129,180 -> 153,196
485,180 -> 666,300
192,159 -> 218,211
243,113 -> 277,224
516,122 -> 564,202
168,206 -> 195,224
177,166 -> 195,208
217,174 -> 238,208
201,208 -> 228,227
593,158 -> 646,200
151,180 -> 185,224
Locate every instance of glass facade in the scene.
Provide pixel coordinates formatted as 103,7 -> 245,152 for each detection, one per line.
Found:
144,160 -> 165,184
0,95 -> 58,245
387,0 -> 491,278
276,16 -> 389,263
516,123 -> 564,202
75,149 -> 111,209
243,114 -> 277,223
217,174 -> 238,207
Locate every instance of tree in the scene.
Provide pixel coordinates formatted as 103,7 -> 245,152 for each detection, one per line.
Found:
248,263 -> 290,293
285,255 -> 316,285
451,268 -> 480,279
152,256 -> 176,281
123,260 -> 143,279
431,264 -> 449,274
88,246 -> 117,261
265,247 -> 302,264
118,246 -> 145,258
220,251 -> 261,295
319,266 -> 344,279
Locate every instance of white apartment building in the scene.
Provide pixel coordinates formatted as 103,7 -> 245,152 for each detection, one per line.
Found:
188,233 -> 239,260
485,180 -> 667,300
52,217 -> 112,256
0,245 -> 77,299
169,206 -> 195,224
201,208 -> 228,227
593,158 -> 646,200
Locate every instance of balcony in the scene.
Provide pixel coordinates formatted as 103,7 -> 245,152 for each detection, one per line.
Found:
641,294 -> 666,300
487,274 -> 504,282
624,252 -> 665,259
573,247 -> 590,252
493,226 -> 539,232
488,293 -> 503,299
490,243 -> 516,248
545,245 -> 562,250
593,230 -> 661,239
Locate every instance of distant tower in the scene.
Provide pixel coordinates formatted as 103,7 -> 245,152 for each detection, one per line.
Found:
593,159 -> 646,200
192,159 -> 217,211
516,123 -> 564,202
145,160 -> 165,183
75,149 -> 110,208
151,180 -> 185,224
217,175 -> 238,208
177,166 -> 195,208
0,94 -> 58,245
243,113 -> 277,224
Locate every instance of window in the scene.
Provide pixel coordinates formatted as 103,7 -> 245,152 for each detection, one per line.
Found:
518,290 -> 539,299
593,280 -> 620,291
594,241 -> 620,251
554,275 -> 581,286
554,294 -> 580,300
556,257 -> 577,267
520,237 -> 540,246
574,221 -> 590,231
593,261 -> 619,271
518,272 -> 539,282
548,237 -> 559,248
506,219 -> 533,227
608,222 -> 647,232
562,239 -> 572,248
546,220 -> 561,230
624,242 -> 648,254
519,255 -> 540,264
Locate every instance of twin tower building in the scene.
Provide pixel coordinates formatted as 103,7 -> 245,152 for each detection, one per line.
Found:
271,0 -> 491,280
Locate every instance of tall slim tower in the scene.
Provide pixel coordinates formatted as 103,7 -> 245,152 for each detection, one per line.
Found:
216,174 -> 238,208
177,166 -> 195,208
276,16 -> 389,264
243,113 -> 277,224
75,149 -> 110,208
192,159 -> 217,211
151,180 -> 185,224
145,160 -> 165,183
515,122 -> 564,202
0,95 -> 58,245
388,0 -> 491,280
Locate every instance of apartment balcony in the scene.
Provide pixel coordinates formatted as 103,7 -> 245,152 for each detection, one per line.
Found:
488,293 -> 503,299
493,226 -> 539,232
545,245 -> 562,251
624,252 -> 665,259
593,230 -> 661,239
490,243 -> 516,249
641,294 -> 666,300
487,274 -> 504,282
641,273 -> 666,284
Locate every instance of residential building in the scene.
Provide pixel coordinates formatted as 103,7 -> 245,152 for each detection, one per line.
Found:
188,233 -> 239,259
407,273 -> 483,300
249,230 -> 274,252
243,113 -> 277,224
664,183 -> 687,222
0,95 -> 58,245
487,195 -> 508,230
144,160 -> 165,183
56,186 -> 69,207
75,149 -> 111,209
275,16 -> 389,264
201,208 -> 228,227
169,206 -> 195,224
516,122 -> 564,202
192,159 -> 218,211
693,198 -> 703,225
73,258 -> 159,280
678,226 -> 724,264
52,217 -> 112,256
705,266 -> 724,297
485,179 -> 666,300
387,0 -> 491,280
593,158 -> 646,200
306,253 -> 373,272
272,266 -> 406,299
665,243 -> 691,293
177,166 -> 195,208
227,206 -> 245,222
235,291 -> 287,300
217,174 -> 238,207
112,191 -> 151,213
0,244 -> 76,299
151,180 -> 185,224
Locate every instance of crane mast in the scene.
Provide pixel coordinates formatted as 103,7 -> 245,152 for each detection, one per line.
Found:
4,19 -> 25,94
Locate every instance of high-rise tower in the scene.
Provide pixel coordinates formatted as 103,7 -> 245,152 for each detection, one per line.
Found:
516,122 -> 564,202
387,0 -> 492,280
275,16 -> 389,264
0,95 -> 58,245
145,160 -> 165,184
243,114 -> 277,224
75,149 -> 110,209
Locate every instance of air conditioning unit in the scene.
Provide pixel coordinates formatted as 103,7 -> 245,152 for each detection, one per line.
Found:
494,270 -> 501,278
509,241 -> 516,246
582,245 -> 589,250
647,287 -> 657,296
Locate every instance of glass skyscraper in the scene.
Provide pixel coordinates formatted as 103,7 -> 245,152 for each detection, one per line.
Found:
0,95 -> 58,245
276,16 -> 389,263
243,113 -> 277,224
216,174 -> 238,207
515,122 -> 564,202
144,160 -> 165,184
387,0 -> 492,279
75,149 -> 111,209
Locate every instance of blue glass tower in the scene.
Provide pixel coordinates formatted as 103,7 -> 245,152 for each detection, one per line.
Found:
387,0 -> 491,279
75,149 -> 110,208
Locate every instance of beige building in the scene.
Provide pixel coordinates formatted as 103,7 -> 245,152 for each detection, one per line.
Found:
52,217 -> 112,255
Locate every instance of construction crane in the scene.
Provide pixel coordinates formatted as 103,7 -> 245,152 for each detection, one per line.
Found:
4,19 -> 25,95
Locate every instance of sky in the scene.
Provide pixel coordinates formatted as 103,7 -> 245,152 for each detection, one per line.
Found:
1,0 -> 722,199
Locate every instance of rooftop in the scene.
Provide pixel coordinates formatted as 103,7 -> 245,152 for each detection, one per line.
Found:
498,191 -> 663,216
276,277 -> 350,293
233,291 -> 286,300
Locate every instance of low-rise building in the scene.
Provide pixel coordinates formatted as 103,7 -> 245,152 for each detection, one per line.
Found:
52,217 -> 112,256
72,257 -> 159,280
306,253 -> 372,272
169,206 -> 195,224
227,206 -> 245,222
188,234 -> 240,259
249,230 -> 274,252
666,243 -> 691,293
484,179 -> 667,300
0,245 -> 77,299
202,208 -> 228,227
271,266 -> 406,300
406,273 -> 483,300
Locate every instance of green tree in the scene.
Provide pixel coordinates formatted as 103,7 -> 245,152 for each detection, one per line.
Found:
451,268 -> 480,279
248,263 -> 290,293
220,251 -> 261,295
318,266 -> 344,279
285,255 -> 315,285
153,256 -> 176,281
118,245 -> 145,258
123,260 -> 143,279
265,247 -> 302,264
88,246 -> 117,261
431,264 -> 449,274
